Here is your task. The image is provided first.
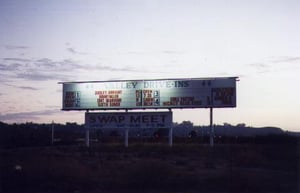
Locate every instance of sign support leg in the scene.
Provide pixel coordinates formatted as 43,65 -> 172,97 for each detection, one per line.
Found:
124,109 -> 129,147
51,120 -> 54,145
168,127 -> 173,147
168,108 -> 173,147
210,107 -> 214,147
125,128 -> 129,147
85,111 -> 90,147
85,127 -> 90,147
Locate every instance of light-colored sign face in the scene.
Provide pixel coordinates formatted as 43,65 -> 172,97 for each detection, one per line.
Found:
62,77 -> 237,110
86,111 -> 172,129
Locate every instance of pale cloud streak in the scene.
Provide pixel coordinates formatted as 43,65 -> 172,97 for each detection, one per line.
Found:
4,83 -> 40,91
247,56 -> 300,74
0,56 -> 141,81
270,56 -> 300,64
249,63 -> 270,70
16,72 -> 65,81
162,50 -> 185,55
0,109 -> 60,121
0,63 -> 22,71
67,47 -> 88,55
18,86 -> 39,90
4,45 -> 29,50
3,58 -> 31,62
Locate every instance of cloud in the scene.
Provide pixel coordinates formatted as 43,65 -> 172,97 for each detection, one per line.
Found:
1,57 -> 78,81
67,47 -> 88,55
3,58 -> 31,62
247,56 -> 300,75
126,51 -> 146,55
1,56 -> 140,82
34,58 -> 55,67
162,50 -> 185,54
45,105 -> 61,109
16,71 -> 70,81
34,58 -> 138,73
4,83 -> 40,90
125,50 -> 185,55
58,59 -> 86,69
5,45 -> 28,50
247,62 -> 271,74
95,65 -> 137,72
67,47 -> 78,54
0,63 -> 23,71
0,109 -> 60,121
270,56 -> 300,64
249,63 -> 269,68
18,86 -> 39,90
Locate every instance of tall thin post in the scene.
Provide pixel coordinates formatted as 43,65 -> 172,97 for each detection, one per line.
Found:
168,108 -> 173,147
124,109 -> 129,147
168,127 -> 173,147
85,127 -> 90,147
51,120 -> 54,145
125,128 -> 129,147
85,111 -> 90,147
210,107 -> 214,147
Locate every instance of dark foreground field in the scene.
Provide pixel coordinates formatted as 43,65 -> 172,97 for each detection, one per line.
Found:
1,142 -> 299,193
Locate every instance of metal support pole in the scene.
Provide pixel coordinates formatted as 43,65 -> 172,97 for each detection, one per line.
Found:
210,107 -> 214,147
125,128 -> 129,147
168,127 -> 173,147
51,120 -> 54,145
168,108 -> 173,147
125,109 -> 129,147
85,111 -> 90,147
85,127 -> 90,147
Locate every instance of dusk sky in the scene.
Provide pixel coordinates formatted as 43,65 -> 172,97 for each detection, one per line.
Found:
0,0 -> 299,131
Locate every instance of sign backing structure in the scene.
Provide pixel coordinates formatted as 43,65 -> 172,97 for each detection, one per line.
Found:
86,111 -> 172,129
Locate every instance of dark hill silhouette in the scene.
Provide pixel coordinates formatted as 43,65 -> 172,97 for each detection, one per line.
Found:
172,122 -> 285,137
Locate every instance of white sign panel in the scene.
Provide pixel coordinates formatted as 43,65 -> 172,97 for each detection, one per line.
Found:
86,112 -> 172,129
61,77 -> 237,110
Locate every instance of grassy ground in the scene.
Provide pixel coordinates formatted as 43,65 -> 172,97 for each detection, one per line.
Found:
0,142 -> 299,193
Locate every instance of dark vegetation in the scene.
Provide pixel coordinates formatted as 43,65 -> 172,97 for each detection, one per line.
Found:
0,121 -> 299,193
0,121 -> 297,148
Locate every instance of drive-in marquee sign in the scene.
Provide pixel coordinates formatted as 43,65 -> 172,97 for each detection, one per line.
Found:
61,77 -> 237,110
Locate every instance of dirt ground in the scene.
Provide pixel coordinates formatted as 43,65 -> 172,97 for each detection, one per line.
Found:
0,143 -> 299,193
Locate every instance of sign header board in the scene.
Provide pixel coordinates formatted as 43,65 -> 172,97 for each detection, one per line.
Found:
86,111 -> 173,129
61,77 -> 237,110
